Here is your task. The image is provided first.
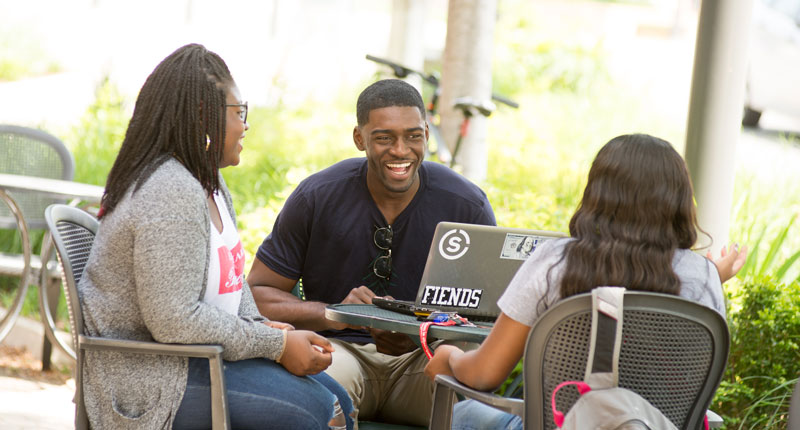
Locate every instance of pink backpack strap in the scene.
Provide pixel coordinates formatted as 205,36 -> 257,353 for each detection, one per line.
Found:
550,381 -> 591,428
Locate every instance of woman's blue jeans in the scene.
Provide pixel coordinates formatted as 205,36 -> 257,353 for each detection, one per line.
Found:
173,357 -> 354,429
452,399 -> 522,430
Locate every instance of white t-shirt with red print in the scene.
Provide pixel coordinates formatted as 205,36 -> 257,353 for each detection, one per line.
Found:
203,192 -> 244,315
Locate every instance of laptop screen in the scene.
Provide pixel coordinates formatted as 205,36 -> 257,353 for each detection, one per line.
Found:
414,222 -> 565,320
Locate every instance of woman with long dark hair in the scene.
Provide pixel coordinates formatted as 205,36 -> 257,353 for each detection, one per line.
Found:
81,43 -> 352,429
424,133 -> 744,429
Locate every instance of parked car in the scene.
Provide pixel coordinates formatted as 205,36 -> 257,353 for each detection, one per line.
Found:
743,0 -> 800,126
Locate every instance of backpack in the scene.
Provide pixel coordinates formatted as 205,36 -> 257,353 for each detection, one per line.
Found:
550,287 -> 682,430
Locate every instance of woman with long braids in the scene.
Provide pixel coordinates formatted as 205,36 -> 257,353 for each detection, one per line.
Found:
80,44 -> 352,429
424,134 -> 746,430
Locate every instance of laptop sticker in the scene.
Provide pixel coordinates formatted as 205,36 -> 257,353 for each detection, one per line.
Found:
439,228 -> 470,260
500,233 -> 539,260
420,285 -> 483,309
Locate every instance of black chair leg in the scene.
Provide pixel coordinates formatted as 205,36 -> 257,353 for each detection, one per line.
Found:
40,278 -> 61,371
41,335 -> 53,370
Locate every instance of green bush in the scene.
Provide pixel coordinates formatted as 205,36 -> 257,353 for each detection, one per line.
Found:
714,277 -> 800,429
64,77 -> 129,186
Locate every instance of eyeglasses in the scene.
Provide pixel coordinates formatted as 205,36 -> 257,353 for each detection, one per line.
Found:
373,225 -> 393,280
225,102 -> 248,123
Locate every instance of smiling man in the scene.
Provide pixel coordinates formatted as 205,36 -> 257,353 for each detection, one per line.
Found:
247,79 -> 495,427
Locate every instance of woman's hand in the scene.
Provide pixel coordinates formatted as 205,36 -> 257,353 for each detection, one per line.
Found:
278,330 -> 334,376
707,243 -> 748,283
264,320 -> 295,331
424,344 -> 464,381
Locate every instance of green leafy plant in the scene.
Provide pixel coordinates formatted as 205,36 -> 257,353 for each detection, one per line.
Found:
714,277 -> 800,429
731,212 -> 800,285
64,77 -> 129,186
740,216 -> 800,281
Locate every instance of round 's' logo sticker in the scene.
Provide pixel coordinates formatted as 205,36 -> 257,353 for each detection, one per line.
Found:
439,229 -> 470,260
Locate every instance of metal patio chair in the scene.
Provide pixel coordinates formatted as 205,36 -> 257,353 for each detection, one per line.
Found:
44,204 -> 230,429
430,290 -> 730,430
0,124 -> 75,366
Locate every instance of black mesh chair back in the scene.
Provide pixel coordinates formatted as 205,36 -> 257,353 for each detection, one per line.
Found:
0,125 -> 75,229
525,291 -> 729,430
44,204 -> 98,428
44,205 -> 96,350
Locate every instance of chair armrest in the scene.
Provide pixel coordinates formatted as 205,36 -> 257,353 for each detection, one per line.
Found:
79,334 -> 230,429
436,375 -> 524,414
79,335 -> 223,358
430,375 -> 524,430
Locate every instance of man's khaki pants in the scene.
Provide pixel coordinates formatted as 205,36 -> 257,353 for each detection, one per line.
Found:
326,339 -> 436,428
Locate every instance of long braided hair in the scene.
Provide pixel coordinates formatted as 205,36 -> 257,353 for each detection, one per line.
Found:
100,43 -> 232,218
558,134 -> 701,298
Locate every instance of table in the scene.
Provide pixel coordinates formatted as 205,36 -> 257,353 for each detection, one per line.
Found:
325,304 -> 493,344
0,173 -> 104,365
0,173 -> 105,202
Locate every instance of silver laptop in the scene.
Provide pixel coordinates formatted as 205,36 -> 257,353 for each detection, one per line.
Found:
373,222 -> 565,321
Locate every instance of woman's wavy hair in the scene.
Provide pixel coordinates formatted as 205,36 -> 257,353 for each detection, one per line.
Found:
558,133 -> 700,298
100,43 -> 232,217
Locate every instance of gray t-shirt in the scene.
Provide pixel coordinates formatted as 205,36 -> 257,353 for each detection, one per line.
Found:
498,238 -> 725,327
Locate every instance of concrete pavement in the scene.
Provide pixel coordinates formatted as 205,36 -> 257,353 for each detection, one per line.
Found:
0,375 -> 74,430
0,313 -> 75,430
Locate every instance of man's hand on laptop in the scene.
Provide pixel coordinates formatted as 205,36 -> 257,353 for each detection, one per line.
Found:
341,285 -> 378,304
323,286 -> 377,331
370,328 -> 418,356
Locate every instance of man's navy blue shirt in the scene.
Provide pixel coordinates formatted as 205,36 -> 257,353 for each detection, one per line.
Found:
256,158 -> 496,342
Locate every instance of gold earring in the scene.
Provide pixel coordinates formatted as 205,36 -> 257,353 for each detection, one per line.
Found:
205,134 -> 211,151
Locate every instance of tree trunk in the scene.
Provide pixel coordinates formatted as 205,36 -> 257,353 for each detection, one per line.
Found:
439,0 -> 496,182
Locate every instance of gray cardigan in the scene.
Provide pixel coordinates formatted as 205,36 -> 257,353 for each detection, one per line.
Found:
80,159 -> 284,429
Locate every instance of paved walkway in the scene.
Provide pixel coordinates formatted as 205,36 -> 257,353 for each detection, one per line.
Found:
0,375 -> 74,429
0,313 -> 74,429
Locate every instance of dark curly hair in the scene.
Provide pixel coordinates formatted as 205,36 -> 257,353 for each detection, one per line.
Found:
100,43 -> 232,217
558,133 -> 701,298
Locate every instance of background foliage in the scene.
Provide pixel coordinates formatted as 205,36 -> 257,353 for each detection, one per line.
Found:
715,277 -> 800,429
0,25 -> 61,81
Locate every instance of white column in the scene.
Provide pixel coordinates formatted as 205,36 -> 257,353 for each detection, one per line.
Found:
684,0 -> 755,252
